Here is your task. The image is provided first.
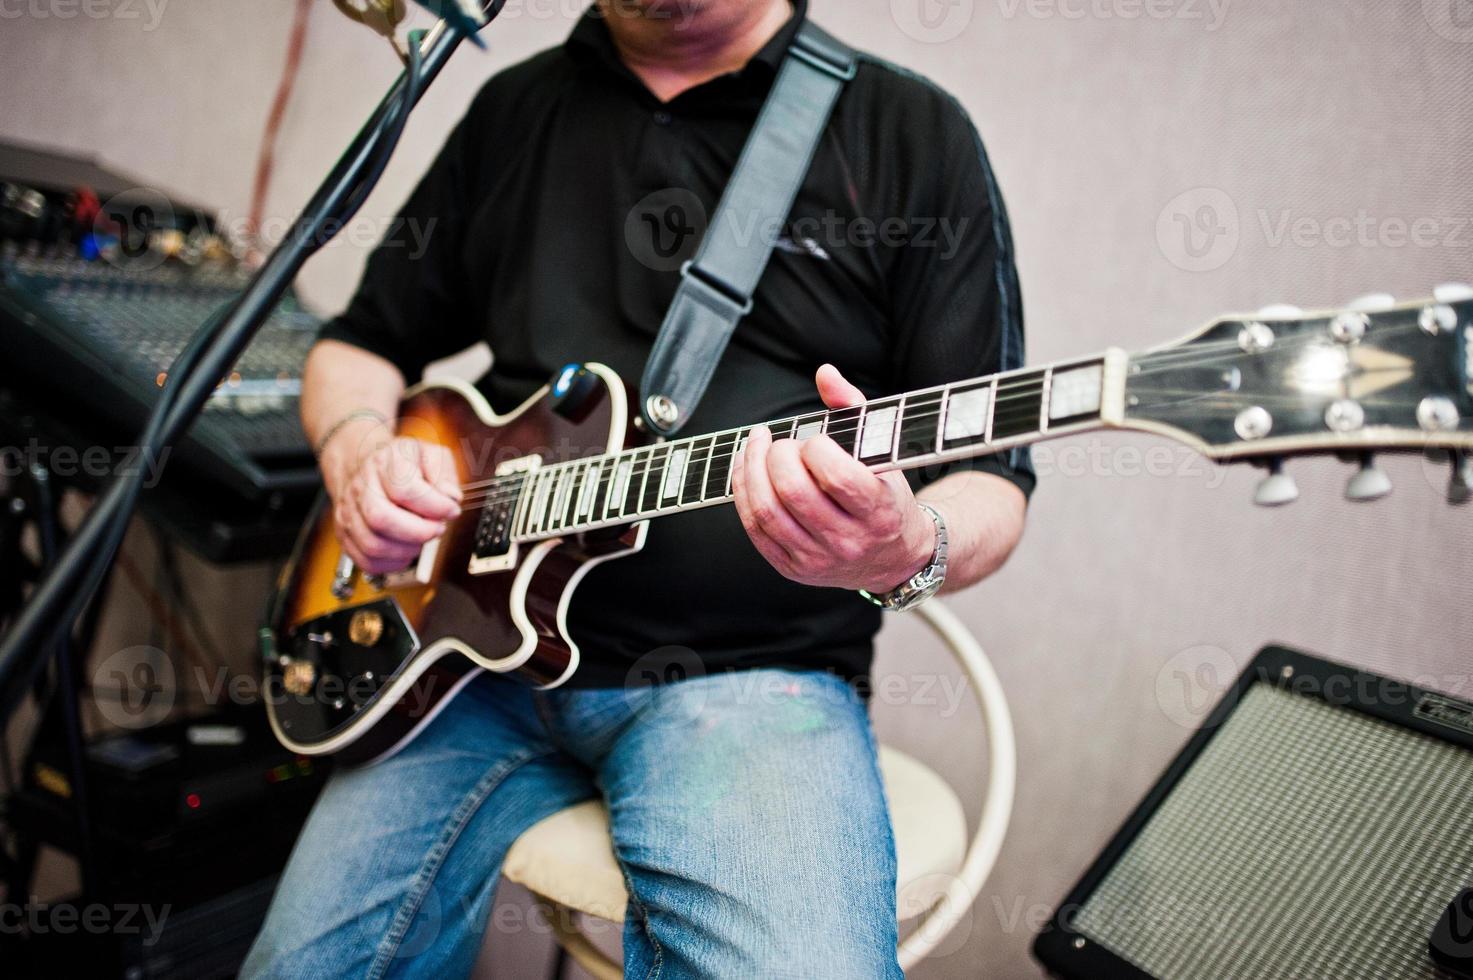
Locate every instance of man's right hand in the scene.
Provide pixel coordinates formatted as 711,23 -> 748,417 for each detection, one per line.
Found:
322,430 -> 462,574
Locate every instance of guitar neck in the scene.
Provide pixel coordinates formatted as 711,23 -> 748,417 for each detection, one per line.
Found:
506,350 -> 1126,542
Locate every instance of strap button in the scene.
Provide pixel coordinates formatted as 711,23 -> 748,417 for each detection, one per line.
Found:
645,394 -> 680,428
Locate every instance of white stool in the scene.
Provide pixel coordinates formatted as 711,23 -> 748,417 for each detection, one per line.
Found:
500,601 -> 1017,978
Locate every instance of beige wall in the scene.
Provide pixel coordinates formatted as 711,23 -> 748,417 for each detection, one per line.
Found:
3,1 -> 1471,977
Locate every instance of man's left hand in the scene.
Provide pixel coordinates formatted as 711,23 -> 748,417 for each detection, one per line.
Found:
732,364 -> 937,594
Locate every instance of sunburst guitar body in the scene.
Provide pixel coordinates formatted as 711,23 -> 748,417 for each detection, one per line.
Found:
264,365 -> 645,765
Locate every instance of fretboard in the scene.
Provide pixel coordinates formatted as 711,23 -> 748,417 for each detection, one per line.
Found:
496,353 -> 1118,543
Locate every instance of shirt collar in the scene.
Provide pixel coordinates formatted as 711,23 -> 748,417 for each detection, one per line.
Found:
566,1 -> 806,86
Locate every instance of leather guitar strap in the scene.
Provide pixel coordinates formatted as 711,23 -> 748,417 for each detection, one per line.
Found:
638,21 -> 858,436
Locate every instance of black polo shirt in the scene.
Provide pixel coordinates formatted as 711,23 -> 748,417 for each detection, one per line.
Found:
320,1 -> 1035,687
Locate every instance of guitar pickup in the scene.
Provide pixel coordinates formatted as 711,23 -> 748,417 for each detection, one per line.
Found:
466,455 -> 536,574
468,497 -> 516,573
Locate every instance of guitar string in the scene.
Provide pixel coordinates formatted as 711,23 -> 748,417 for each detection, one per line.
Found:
497,386 -> 1443,538
454,368 -> 1440,517
1127,317 -> 1435,366
448,319 -> 1448,515
453,391 -> 1008,511
449,380 -> 1036,496
457,317 -> 1435,497
453,389 -> 993,504
456,352 -> 1435,514
447,316 -> 1436,502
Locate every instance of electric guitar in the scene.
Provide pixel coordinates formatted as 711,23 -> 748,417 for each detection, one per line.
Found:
264,291 -> 1473,763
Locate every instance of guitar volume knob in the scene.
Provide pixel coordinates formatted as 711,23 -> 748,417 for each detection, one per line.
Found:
349,609 -> 385,647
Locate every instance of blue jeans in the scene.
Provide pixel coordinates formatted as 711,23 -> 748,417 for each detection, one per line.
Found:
242,669 -> 903,979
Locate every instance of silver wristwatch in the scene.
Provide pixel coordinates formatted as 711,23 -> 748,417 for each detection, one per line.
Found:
859,503 -> 948,612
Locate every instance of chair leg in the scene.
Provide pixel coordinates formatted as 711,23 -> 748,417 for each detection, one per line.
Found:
549,940 -> 569,980
543,902 -> 623,980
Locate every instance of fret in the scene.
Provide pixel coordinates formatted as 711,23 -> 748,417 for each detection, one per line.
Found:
562,465 -> 583,527
528,468 -> 555,535
550,465 -> 571,527
984,378 -> 999,442
706,431 -> 739,499
509,473 -> 534,540
725,428 -> 751,496
639,445 -> 671,514
608,452 -> 635,519
561,462 -> 587,527
681,435 -> 715,504
556,459 -> 589,531
940,380 -> 993,450
826,406 -> 862,457
576,461 -> 601,520
891,395 -> 907,462
1039,367 -> 1054,434
548,466 -> 574,531
592,458 -> 615,520
990,369 -> 1048,441
934,385 -> 950,453
896,389 -> 944,462
624,448 -> 649,515
662,445 -> 690,502
520,469 -> 541,535
858,399 -> 901,463
512,472 -> 531,537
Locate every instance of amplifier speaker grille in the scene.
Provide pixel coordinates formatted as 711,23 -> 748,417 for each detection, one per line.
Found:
1071,683 -> 1473,979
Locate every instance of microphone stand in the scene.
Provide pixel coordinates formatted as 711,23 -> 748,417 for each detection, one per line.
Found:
0,17 -> 486,728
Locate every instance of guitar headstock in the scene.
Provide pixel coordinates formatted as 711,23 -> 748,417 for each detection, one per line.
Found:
1119,287 -> 1473,502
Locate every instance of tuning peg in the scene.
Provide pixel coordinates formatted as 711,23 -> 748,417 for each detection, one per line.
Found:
1254,458 -> 1299,507
1450,450 -> 1473,505
1346,293 -> 1396,312
1345,453 -> 1393,502
1433,283 -> 1473,303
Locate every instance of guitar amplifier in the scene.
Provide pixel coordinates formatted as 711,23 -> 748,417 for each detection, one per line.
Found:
1034,645 -> 1473,980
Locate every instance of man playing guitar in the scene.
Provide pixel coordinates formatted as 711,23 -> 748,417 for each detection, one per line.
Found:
245,0 -> 1032,975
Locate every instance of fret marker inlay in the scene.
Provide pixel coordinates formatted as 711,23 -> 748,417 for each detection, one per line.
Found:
859,406 -> 898,459
944,387 -> 992,442
1049,364 -> 1103,420
576,463 -> 600,518
662,448 -> 689,500
610,458 -> 633,512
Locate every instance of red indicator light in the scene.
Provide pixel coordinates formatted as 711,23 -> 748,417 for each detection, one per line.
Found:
185,792 -> 202,809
